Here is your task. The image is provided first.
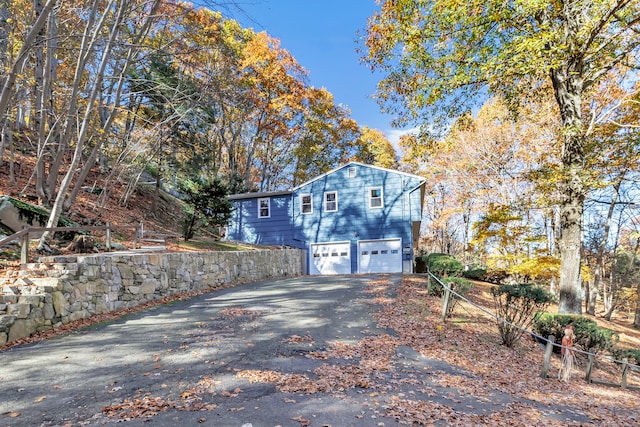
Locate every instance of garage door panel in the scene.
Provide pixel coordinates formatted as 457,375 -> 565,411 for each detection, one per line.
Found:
310,242 -> 351,275
358,239 -> 402,274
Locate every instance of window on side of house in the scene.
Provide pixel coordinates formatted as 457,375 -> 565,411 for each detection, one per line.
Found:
258,198 -> 270,218
324,191 -> 337,212
369,187 -> 383,208
300,194 -> 313,214
348,167 -> 357,178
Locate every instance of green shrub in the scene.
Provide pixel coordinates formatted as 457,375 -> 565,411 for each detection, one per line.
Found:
179,177 -> 232,241
483,267 -> 508,284
462,267 -> 486,280
491,283 -> 554,347
533,313 -> 619,353
427,278 -> 444,297
427,253 -> 463,277
611,348 -> 640,365
440,277 -> 473,318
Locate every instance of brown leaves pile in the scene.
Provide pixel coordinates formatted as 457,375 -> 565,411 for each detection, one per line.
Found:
282,334 -> 315,345
236,333 -> 401,395
218,307 -> 262,319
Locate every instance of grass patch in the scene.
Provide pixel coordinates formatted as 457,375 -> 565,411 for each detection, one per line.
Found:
170,237 -> 268,252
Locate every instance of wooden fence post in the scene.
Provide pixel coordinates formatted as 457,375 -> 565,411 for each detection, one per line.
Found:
20,227 -> 29,265
622,358 -> 629,389
441,286 -> 451,322
133,223 -> 140,249
106,222 -> 112,251
541,335 -> 555,378
585,354 -> 594,383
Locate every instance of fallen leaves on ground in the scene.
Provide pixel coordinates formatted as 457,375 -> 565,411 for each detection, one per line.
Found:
282,334 -> 315,345
237,275 -> 639,426
18,273 -> 640,426
376,275 -> 640,426
218,307 -> 262,319
291,415 -> 311,426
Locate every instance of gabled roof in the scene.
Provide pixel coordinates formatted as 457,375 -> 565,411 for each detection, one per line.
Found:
293,161 -> 426,191
227,162 -> 427,200
228,190 -> 292,200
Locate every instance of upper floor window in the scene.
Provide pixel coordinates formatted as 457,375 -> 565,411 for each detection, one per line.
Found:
348,167 -> 357,178
258,198 -> 270,218
369,187 -> 383,208
324,191 -> 338,212
300,194 -> 313,214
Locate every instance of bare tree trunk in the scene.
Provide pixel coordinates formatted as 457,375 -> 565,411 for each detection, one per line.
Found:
39,0 -> 127,247
589,180 -> 621,314
33,0 -> 49,203
0,0 -> 9,166
38,0 -> 161,247
551,61 -> 586,314
635,280 -> 640,329
462,200 -> 471,267
0,0 -> 56,119
602,277 -> 614,315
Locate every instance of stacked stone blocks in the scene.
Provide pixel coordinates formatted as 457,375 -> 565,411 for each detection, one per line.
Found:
0,249 -> 304,346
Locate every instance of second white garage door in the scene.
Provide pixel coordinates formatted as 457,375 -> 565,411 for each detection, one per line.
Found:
358,239 -> 403,274
309,241 -> 351,275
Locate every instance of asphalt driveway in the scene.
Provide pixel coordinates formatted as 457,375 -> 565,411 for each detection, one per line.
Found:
0,274 -> 598,427
1,274 -> 417,427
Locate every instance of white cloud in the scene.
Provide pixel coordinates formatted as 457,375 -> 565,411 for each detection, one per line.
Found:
384,127 -> 419,151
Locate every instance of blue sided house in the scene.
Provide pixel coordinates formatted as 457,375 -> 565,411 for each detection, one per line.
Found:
227,162 -> 426,275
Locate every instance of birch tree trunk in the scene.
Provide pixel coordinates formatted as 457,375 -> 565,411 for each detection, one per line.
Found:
38,0 -> 125,247
37,0 -> 161,247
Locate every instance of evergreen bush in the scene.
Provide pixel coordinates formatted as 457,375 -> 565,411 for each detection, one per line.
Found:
462,267 -> 486,280
491,283 -> 554,347
533,313 -> 619,353
482,267 -> 509,284
427,253 -> 463,277
612,348 -> 640,365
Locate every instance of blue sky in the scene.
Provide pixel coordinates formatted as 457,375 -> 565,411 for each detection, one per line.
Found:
228,0 -> 410,145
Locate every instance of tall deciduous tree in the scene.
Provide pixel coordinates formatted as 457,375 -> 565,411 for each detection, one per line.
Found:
292,87 -> 359,185
353,126 -> 398,169
363,0 -> 640,314
37,0 -> 162,248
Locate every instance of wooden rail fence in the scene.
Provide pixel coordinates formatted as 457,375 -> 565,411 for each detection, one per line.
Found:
0,223 -> 140,264
541,336 -> 640,390
427,269 -> 640,390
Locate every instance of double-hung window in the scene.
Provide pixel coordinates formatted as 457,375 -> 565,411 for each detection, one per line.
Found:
324,191 -> 337,212
300,194 -> 313,214
258,198 -> 270,218
369,187 -> 383,209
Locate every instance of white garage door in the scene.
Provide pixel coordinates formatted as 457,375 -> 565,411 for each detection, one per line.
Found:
358,239 -> 403,274
309,241 -> 351,275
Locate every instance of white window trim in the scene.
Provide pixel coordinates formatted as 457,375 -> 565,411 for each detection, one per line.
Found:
369,187 -> 384,209
324,191 -> 338,212
300,193 -> 313,214
258,197 -> 270,218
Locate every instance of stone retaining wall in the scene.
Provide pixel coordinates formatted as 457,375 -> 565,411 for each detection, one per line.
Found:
0,249 -> 305,346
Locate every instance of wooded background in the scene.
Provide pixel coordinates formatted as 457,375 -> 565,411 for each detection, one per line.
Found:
0,0 -> 639,324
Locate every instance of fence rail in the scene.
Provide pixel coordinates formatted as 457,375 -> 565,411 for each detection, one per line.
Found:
0,223 -> 140,264
426,269 -> 640,390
